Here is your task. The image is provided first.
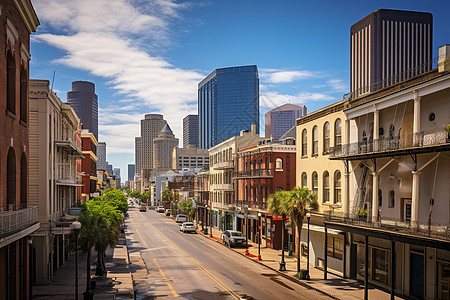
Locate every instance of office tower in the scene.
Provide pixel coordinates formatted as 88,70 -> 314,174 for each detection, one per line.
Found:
199,65 -> 259,149
265,103 -> 307,139
113,168 -> 120,177
128,164 -> 135,181
97,142 -> 107,170
139,114 -> 167,171
67,81 -> 99,139
106,162 -> 113,173
183,114 -> 199,148
153,124 -> 179,171
135,137 -> 141,178
350,9 -> 432,98
173,146 -> 209,169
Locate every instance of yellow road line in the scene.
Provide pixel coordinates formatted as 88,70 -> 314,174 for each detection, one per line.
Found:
154,258 -> 179,297
134,226 -> 148,247
149,223 -> 239,299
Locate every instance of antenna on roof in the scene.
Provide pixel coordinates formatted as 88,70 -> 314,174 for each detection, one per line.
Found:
51,71 -> 56,89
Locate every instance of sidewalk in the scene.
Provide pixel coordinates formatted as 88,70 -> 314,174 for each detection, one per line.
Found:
197,224 -> 404,300
33,233 -> 134,300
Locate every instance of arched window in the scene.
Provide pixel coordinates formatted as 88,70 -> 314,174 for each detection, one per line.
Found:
323,122 -> 330,153
302,129 -> 307,156
265,157 -> 269,170
335,119 -> 342,147
301,172 -> 307,188
20,66 -> 27,123
323,171 -> 330,203
275,158 -> 283,171
7,147 -> 16,210
334,171 -> 341,204
312,172 -> 318,195
7,50 -> 16,114
20,154 -> 27,208
312,126 -> 318,155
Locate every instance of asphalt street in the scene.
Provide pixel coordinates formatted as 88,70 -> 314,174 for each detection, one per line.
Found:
126,207 -> 331,300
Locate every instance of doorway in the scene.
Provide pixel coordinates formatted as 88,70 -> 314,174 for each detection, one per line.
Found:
410,252 -> 424,299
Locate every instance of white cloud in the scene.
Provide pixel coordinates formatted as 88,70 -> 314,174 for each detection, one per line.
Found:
327,78 -> 348,93
260,68 -> 316,84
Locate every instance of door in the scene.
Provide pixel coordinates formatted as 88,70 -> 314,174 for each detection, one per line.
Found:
401,198 -> 412,222
410,252 -> 424,299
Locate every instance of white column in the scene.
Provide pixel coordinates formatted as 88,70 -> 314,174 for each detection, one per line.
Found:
372,172 -> 379,223
345,118 -> 350,145
373,108 -> 379,151
344,171 -> 350,217
411,171 -> 420,226
413,94 -> 421,146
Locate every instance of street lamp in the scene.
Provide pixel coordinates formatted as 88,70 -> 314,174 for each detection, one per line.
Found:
209,206 -> 213,238
306,212 -> 311,280
257,212 -> 262,261
72,221 -> 82,300
204,205 -> 208,234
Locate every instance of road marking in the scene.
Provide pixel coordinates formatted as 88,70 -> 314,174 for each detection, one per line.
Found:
149,223 -> 240,299
154,258 -> 179,297
134,226 -> 148,247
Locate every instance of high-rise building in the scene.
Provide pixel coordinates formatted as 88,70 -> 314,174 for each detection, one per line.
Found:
265,103 -> 307,139
113,168 -> 120,177
128,164 -> 135,181
135,137 -> 141,178
183,114 -> 199,148
97,142 -> 107,170
199,65 -> 259,149
173,146 -> 209,170
67,81 -> 99,139
106,162 -> 113,173
153,124 -> 179,171
350,9 -> 433,98
137,114 -> 167,173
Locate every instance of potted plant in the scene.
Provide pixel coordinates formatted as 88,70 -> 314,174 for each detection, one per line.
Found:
357,208 -> 367,221
445,124 -> 450,143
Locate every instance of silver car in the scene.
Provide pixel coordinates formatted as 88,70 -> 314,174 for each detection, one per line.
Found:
222,230 -> 246,247
180,222 -> 196,233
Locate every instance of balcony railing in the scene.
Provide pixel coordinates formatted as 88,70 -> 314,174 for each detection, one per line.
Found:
0,207 -> 38,237
57,162 -> 82,185
330,129 -> 450,159
210,183 -> 233,191
213,160 -> 234,170
324,210 -> 450,241
236,200 -> 267,210
234,169 -> 274,179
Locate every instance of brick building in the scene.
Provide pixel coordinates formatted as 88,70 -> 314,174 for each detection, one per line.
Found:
81,129 -> 98,201
0,0 -> 39,298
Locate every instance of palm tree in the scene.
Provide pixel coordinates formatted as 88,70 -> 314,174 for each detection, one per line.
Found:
268,190 -> 290,271
285,187 -> 318,276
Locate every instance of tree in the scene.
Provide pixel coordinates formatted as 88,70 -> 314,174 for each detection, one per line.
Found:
285,187 -> 318,275
268,190 -> 290,270
162,189 -> 173,203
178,199 -> 195,220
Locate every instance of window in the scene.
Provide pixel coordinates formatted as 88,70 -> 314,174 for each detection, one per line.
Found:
323,171 -> 330,203
312,172 -> 318,195
323,122 -> 330,153
312,126 -> 318,155
7,50 -> 16,114
373,248 -> 389,284
302,129 -> 307,156
388,190 -> 395,208
389,124 -> 395,139
265,157 -> 269,170
20,66 -> 27,123
20,154 -> 27,208
301,172 -> 307,188
275,158 -> 283,171
335,119 -> 342,147
334,171 -> 341,204
7,147 -> 16,210
327,236 -> 343,260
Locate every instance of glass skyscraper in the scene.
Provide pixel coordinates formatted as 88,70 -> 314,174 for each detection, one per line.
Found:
198,65 -> 259,149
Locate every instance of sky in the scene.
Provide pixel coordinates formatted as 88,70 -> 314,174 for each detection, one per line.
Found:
29,0 -> 450,182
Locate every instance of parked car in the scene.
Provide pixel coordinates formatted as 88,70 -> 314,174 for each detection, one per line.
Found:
175,214 -> 187,223
139,205 -> 147,212
180,222 -> 196,233
156,207 -> 165,213
222,230 -> 246,247
165,209 -> 172,216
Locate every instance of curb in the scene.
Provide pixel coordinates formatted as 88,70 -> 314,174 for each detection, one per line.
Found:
196,230 -> 339,300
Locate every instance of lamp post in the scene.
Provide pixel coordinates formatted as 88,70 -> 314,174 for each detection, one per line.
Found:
204,205 -> 208,235
72,221 -> 82,300
257,212 -> 262,261
209,206 -> 213,238
306,212 -> 311,280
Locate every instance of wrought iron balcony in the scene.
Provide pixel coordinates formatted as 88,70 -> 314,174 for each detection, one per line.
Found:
330,128 -> 450,160
56,163 -> 83,186
210,183 -> 233,191
212,160 -> 234,170
234,169 -> 274,179
55,138 -> 83,158
324,210 -> 450,242
0,207 -> 39,237
236,199 -> 267,210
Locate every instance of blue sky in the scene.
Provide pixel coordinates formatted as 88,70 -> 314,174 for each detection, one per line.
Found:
29,0 -> 450,181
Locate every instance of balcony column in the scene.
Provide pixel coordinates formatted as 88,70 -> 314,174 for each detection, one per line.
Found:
411,171 -> 421,227
413,93 -> 421,146
345,118 -> 350,145
343,162 -> 350,217
373,107 -> 379,150
372,171 -> 379,223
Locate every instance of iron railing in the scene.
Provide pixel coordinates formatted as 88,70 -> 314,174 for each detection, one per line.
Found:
210,183 -> 233,191
213,160 -> 234,170
236,200 -> 267,210
324,210 -> 450,241
234,169 -> 274,178
0,207 -> 38,237
330,128 -> 450,158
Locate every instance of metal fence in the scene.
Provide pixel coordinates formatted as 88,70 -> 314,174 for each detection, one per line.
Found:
324,210 -> 450,241
0,207 -> 38,237
234,169 -> 274,178
236,200 -> 267,210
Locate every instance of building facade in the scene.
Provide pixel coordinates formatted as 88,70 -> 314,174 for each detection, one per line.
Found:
81,129 -> 98,201
172,146 -> 209,170
127,164 -> 135,181
183,114 -> 199,148
199,65 -> 259,149
0,1 -> 39,298
96,142 -> 106,170
265,103 -> 307,139
153,124 -> 179,171
350,9 -> 433,98
28,79 -> 84,285
67,81 -> 99,140
134,137 -> 141,178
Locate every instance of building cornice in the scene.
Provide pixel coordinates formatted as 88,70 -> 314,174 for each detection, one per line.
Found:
13,0 -> 39,33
